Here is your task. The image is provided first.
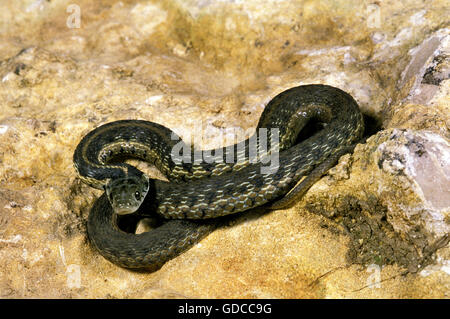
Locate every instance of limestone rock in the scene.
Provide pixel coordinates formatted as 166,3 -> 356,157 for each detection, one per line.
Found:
0,0 -> 449,298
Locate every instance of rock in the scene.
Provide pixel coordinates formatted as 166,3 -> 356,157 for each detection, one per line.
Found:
308,129 -> 449,274
377,130 -> 449,216
0,0 -> 449,298
398,29 -> 449,105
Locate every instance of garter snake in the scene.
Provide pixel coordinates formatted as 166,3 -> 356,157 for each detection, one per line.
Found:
74,84 -> 364,269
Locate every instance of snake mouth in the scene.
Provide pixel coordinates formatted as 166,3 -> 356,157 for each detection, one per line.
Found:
109,194 -> 144,215
114,203 -> 139,215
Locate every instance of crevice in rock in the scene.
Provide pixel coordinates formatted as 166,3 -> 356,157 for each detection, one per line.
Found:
362,113 -> 383,140
305,194 -> 449,273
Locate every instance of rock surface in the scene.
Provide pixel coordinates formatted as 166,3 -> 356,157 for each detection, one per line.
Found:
0,0 -> 448,298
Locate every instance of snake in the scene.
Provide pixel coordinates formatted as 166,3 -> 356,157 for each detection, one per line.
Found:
73,84 -> 364,270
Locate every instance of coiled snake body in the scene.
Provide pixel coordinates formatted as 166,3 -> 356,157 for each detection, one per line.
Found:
74,84 -> 364,269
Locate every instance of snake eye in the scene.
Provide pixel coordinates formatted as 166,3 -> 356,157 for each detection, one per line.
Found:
134,191 -> 141,200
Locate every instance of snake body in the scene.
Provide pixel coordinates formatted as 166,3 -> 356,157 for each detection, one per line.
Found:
75,84 -> 364,269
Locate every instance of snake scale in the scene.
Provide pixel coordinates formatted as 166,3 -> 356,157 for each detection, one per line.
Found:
74,84 -> 364,270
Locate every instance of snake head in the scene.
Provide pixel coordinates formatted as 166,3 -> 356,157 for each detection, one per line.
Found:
104,174 -> 150,215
